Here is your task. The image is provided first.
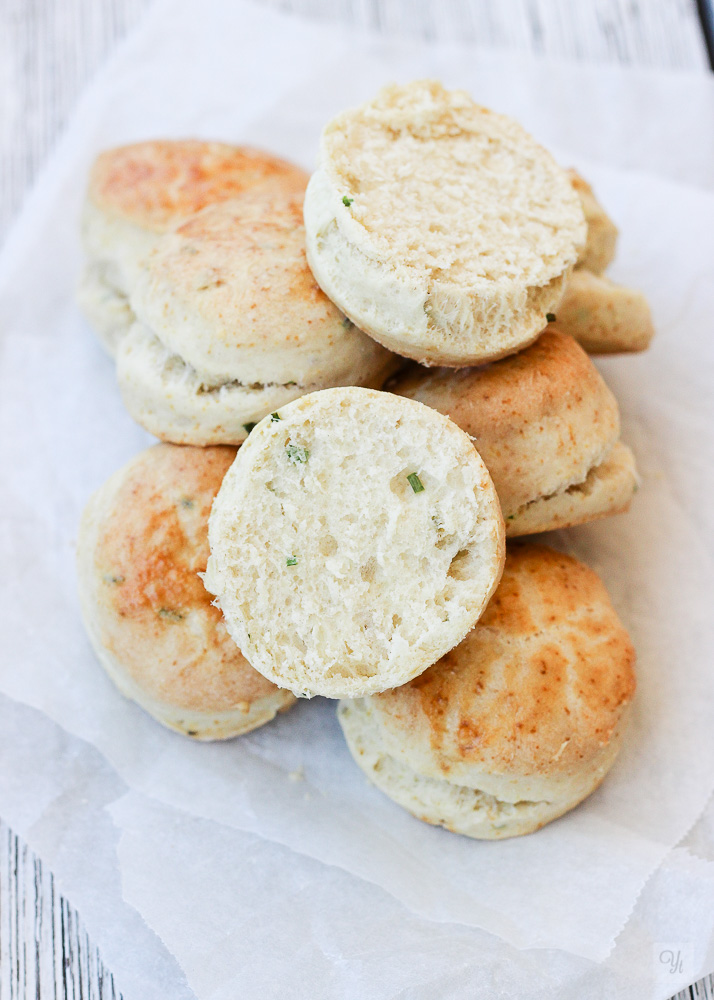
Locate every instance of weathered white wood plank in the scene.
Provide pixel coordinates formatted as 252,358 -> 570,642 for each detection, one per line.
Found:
260,0 -> 709,67
0,0 -> 152,237
0,822 -> 121,1000
0,0 -> 709,240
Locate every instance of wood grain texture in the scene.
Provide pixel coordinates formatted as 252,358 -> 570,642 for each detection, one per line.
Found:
263,0 -> 709,66
0,0 -> 710,240
0,1 -> 712,998
0,0 -> 152,237
0,821 -> 119,1000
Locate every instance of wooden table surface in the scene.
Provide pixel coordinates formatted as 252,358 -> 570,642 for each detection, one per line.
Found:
1,1 -> 713,997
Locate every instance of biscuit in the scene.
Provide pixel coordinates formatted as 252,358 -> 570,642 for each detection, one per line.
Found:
77,443 -> 295,739
204,387 -> 505,699
556,270 -> 655,354
78,140 -> 308,354
568,169 -> 618,275
116,190 -> 395,444
338,543 -> 636,839
304,80 -> 586,367
388,329 -> 638,536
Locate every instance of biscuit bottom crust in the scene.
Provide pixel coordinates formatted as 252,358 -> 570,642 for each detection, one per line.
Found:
77,261 -> 134,356
506,441 -> 637,537
338,700 -> 622,839
116,323 -> 399,446
96,640 -> 294,740
558,270 -> 655,354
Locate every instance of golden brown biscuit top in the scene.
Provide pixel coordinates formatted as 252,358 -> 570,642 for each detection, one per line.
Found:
390,329 -> 605,437
130,189 -> 354,384
388,330 -> 619,514
88,140 -> 308,231
372,543 -> 636,780
93,443 -> 282,712
160,189 -> 331,326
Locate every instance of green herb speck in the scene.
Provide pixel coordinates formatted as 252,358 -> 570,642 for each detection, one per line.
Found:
286,555 -> 298,567
286,443 -> 310,464
507,514 -> 516,520
342,195 -> 353,207
271,412 -> 281,422
186,730 -> 198,737
546,312 -> 557,323
341,317 -> 353,330
158,608 -> 184,622
407,473 -> 425,494
179,497 -> 194,509
243,422 -> 257,434
103,574 -> 125,585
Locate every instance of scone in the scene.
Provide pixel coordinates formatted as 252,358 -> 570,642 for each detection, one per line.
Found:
556,270 -> 655,354
205,387 -> 505,699
564,170 -> 654,353
77,443 -> 295,739
388,328 -> 638,536
78,140 -> 309,353
338,543 -> 636,840
117,187 -> 395,445
568,169 -> 618,275
304,80 -> 586,367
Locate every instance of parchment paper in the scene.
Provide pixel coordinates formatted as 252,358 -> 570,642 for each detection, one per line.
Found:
2,0 -> 714,992
2,686 -> 712,1000
0,694 -> 193,1000
111,791 -> 714,1000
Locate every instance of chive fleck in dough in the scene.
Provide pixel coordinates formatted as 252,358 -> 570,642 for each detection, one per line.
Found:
205,387 -> 505,699
77,443 -> 295,739
78,140 -> 309,354
304,80 -> 586,367
388,329 -> 638,536
338,543 -> 636,840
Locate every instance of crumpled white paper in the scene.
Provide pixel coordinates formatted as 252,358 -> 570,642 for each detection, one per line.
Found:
1,684 -> 712,1000
110,790 -> 714,1000
2,0 -> 714,993
0,694 -> 193,1000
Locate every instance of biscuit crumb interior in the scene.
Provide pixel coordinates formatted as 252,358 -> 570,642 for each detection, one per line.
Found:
206,389 -> 504,697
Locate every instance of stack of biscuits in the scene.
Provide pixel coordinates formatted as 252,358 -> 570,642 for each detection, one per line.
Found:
77,80 -> 646,840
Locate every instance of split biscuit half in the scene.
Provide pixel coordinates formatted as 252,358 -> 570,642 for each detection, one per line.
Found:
77,443 -> 295,739
205,387 -> 505,699
304,80 -> 586,366
338,543 -> 636,839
